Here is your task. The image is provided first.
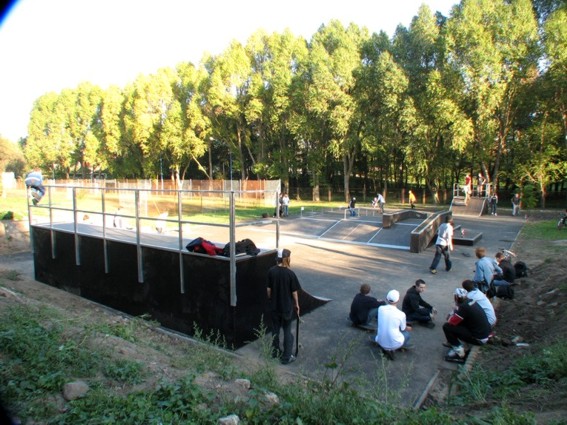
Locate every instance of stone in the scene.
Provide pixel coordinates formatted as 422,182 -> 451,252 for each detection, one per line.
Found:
62,380 -> 90,401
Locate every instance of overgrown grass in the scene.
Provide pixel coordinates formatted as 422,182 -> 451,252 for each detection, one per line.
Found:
0,300 -> 467,424
521,217 -> 567,241
450,339 -> 567,423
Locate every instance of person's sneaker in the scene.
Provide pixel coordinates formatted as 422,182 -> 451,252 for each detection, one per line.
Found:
281,355 -> 296,365
382,349 -> 395,361
447,345 -> 465,358
32,198 -> 38,206
430,269 -> 437,274
421,321 -> 436,329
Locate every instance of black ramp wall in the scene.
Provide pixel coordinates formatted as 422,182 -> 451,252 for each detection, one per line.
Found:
32,225 -> 328,348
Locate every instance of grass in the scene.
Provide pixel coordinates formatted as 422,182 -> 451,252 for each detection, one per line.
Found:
521,216 -> 567,241
0,297 -> 464,424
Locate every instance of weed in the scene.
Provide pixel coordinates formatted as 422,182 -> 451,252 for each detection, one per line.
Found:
103,359 -> 146,385
0,270 -> 21,281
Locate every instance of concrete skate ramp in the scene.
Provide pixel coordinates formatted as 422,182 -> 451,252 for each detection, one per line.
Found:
278,211 -> 424,251
450,196 -> 487,217
31,223 -> 329,349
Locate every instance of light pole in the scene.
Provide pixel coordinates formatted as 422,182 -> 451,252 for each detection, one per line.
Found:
159,157 -> 164,190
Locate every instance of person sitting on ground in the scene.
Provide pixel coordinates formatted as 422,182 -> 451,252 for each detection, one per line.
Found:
443,287 -> 492,362
401,279 -> 437,328
493,252 -> 516,287
473,247 -> 502,293
461,279 -> 496,327
349,283 -> 386,327
375,289 -> 412,359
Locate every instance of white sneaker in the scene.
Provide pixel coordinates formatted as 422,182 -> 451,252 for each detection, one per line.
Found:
447,345 -> 465,358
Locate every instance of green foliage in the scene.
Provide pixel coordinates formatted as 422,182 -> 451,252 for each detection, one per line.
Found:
520,185 -> 538,210
452,341 -> 567,409
0,211 -> 14,220
521,217 -> 567,240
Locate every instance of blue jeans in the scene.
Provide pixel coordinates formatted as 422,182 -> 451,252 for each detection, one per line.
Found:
492,279 -> 511,287
366,307 -> 379,325
401,330 -> 411,347
430,245 -> 451,271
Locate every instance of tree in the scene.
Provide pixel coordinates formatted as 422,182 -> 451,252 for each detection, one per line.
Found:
308,20 -> 370,202
444,0 -> 540,188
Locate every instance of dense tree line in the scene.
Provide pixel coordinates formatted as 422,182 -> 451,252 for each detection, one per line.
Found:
9,0 -> 567,204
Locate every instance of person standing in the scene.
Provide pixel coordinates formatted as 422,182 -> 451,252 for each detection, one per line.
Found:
443,288 -> 491,362
349,283 -> 386,327
511,193 -> 521,216
402,279 -> 437,328
408,190 -> 417,209
24,167 -> 45,205
376,193 -> 386,214
348,197 -> 357,217
375,289 -> 412,360
489,191 -> 498,215
429,216 -> 454,274
281,193 -> 290,217
267,248 -> 301,365
463,173 -> 472,204
477,173 -> 486,197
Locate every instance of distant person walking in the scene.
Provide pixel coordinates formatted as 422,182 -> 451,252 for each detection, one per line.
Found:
408,190 -> 417,209
511,193 -> 521,216
429,216 -> 454,274
267,248 -> 301,365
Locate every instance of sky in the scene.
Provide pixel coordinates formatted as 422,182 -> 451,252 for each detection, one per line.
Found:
0,0 -> 458,142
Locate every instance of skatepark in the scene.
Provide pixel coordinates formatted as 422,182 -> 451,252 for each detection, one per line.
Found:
25,185 -> 525,408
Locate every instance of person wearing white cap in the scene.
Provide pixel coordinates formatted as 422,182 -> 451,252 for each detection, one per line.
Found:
375,289 -> 412,360
267,248 -> 301,365
443,287 -> 491,362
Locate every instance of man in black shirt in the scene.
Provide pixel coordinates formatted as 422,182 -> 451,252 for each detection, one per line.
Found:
443,288 -> 491,361
267,248 -> 301,365
349,284 -> 385,327
402,279 -> 437,328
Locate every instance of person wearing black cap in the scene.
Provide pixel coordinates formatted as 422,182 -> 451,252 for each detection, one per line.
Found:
266,248 -> 301,364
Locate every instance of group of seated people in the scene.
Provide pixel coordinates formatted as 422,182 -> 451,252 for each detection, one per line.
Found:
348,246 -> 517,362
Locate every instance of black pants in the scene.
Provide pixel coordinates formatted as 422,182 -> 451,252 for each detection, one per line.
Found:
443,322 -> 485,347
271,313 -> 294,361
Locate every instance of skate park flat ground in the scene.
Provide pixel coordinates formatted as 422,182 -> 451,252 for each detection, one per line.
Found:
235,208 -> 525,407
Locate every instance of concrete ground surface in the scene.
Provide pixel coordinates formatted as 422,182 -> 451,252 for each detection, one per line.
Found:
235,207 -> 525,408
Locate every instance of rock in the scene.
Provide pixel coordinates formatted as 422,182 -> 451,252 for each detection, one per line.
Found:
62,380 -> 90,401
263,391 -> 280,406
218,414 -> 240,425
234,378 -> 250,390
